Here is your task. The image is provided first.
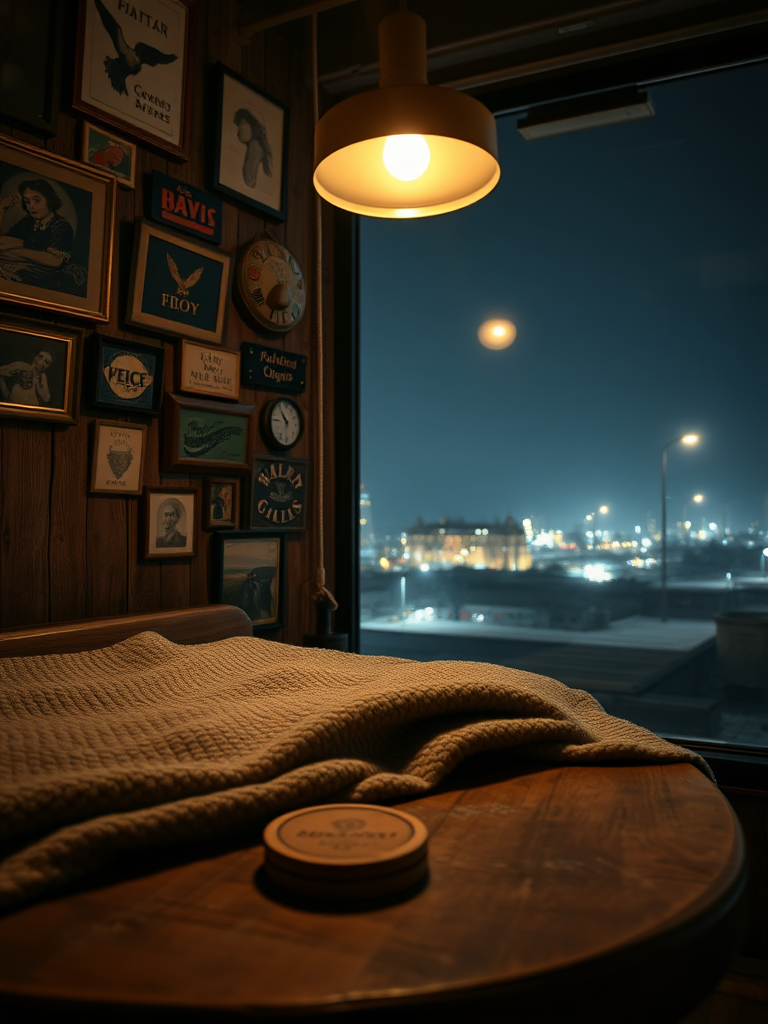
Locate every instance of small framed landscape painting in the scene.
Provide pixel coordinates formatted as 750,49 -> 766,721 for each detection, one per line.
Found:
143,484 -> 197,559
163,393 -> 253,473
178,339 -> 239,401
0,315 -> 81,424
211,531 -> 284,630
212,63 -> 287,220
88,334 -> 165,416
90,419 -> 147,495
81,121 -> 137,188
204,478 -> 240,530
127,220 -> 231,344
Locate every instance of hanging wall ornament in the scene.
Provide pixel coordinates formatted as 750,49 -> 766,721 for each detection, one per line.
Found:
236,233 -> 306,333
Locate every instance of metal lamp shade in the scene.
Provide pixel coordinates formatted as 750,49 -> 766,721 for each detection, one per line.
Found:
313,11 -> 500,219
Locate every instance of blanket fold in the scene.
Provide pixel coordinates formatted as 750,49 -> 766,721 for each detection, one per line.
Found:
0,632 -> 711,909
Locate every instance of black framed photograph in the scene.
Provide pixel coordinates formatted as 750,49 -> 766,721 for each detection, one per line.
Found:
0,133 -> 115,321
163,393 -> 253,473
0,315 -> 81,424
250,456 -> 307,531
81,121 -> 137,188
127,220 -> 231,344
143,485 -> 197,559
0,0 -> 62,136
204,477 -> 240,530
211,531 -> 284,630
88,334 -> 165,416
90,419 -> 147,495
73,0 -> 193,161
212,63 -> 288,221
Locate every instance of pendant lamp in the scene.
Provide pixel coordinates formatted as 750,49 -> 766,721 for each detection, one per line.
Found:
313,10 -> 500,219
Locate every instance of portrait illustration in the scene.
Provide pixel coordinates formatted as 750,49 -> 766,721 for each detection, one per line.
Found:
204,477 -> 240,530
144,485 -> 196,558
213,65 -> 287,220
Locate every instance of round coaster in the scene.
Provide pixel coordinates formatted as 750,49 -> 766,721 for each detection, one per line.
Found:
263,804 -> 429,892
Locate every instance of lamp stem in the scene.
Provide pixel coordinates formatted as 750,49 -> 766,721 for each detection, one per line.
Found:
661,445 -> 668,622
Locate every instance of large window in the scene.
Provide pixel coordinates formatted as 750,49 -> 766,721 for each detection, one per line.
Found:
359,62 -> 768,750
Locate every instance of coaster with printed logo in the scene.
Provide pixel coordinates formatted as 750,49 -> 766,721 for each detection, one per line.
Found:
262,804 -> 429,899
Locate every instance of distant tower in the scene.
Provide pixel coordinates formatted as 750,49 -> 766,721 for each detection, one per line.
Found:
359,485 -> 375,562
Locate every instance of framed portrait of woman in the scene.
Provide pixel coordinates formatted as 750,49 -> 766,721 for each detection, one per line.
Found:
73,0 -> 193,161
0,134 -> 115,321
212,63 -> 288,221
0,314 -> 82,424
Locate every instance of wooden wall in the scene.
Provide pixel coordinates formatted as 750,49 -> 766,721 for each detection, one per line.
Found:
0,0 -> 337,646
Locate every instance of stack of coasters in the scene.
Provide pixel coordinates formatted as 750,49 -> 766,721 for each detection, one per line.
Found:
262,804 -> 429,900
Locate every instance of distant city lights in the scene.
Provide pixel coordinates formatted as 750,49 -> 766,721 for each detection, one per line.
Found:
478,319 -> 517,350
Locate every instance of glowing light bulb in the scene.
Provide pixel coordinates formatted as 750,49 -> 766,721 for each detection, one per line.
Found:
383,135 -> 431,181
478,319 -> 517,350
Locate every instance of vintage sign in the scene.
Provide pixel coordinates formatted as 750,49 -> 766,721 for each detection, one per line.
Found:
90,334 -> 164,415
241,343 -> 306,393
149,171 -> 222,243
250,457 -> 307,531
178,340 -> 239,401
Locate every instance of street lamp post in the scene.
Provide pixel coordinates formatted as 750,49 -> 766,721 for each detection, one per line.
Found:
661,434 -> 699,622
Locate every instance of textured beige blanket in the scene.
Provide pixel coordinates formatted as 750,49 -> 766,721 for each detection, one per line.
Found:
0,632 -> 711,910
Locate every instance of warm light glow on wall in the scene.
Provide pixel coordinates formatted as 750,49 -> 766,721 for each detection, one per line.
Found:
478,319 -> 517,350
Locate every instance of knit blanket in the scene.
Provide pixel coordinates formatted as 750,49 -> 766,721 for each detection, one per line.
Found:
0,632 -> 711,910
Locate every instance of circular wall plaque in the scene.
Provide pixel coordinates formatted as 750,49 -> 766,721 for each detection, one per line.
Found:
237,238 -> 306,333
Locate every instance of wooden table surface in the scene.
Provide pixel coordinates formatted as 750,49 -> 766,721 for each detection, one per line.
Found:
0,757 -> 746,1024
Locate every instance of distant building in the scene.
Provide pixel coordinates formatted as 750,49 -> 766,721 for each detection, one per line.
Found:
405,517 -> 531,571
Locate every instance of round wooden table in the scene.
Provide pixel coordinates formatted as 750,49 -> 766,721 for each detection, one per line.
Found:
0,757 -> 746,1024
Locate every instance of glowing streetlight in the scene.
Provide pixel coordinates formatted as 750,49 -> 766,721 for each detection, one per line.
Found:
661,434 -> 700,621
585,506 -> 609,549
478,319 -> 517,350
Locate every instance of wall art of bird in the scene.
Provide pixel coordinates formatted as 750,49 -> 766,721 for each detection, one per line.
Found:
94,0 -> 178,96
166,253 -> 203,296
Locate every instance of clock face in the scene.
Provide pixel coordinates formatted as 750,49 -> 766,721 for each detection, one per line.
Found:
262,397 -> 303,451
238,239 -> 306,333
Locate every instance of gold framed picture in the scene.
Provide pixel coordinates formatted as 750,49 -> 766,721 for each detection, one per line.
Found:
0,133 -> 115,321
204,477 -> 240,530
0,314 -> 82,424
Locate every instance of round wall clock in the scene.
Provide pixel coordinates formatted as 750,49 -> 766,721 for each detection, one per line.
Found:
260,397 -> 304,451
237,238 -> 306,333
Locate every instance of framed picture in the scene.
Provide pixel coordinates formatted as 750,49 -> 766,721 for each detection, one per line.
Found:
74,0 -> 192,160
143,485 -> 197,558
81,121 -> 137,188
178,339 -> 240,401
163,393 -> 253,473
0,0 -> 62,136
127,220 -> 231,344
212,63 -> 288,221
87,334 -> 165,416
211,531 -> 284,630
0,133 -> 115,321
204,478 -> 240,530
90,419 -> 147,495
250,456 -> 308,531
0,315 -> 81,424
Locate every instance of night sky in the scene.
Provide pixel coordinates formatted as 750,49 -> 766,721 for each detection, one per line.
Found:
360,62 -> 768,539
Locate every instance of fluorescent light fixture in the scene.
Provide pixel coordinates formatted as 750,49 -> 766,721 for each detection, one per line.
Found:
517,90 -> 655,140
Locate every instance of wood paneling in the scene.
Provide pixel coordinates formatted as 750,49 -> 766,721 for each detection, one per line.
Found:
0,0 -> 330,646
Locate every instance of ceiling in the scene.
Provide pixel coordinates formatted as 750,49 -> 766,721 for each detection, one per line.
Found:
237,0 -> 768,104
